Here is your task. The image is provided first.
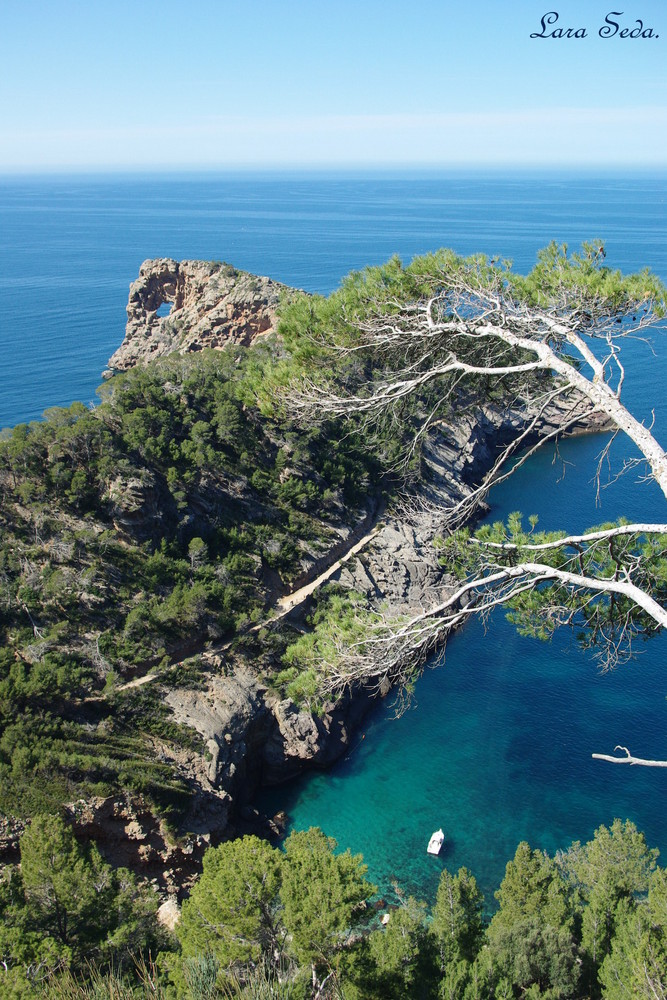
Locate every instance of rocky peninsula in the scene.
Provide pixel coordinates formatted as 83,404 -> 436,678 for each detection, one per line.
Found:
0,257 -> 608,907
105,258 -> 288,375
73,259 -> 604,900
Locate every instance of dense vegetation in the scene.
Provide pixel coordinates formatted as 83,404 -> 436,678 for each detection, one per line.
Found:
270,242 -> 667,692
0,251 -> 481,828
2,817 -> 665,998
0,336 -> 394,823
0,248 -> 560,825
3,249 -> 665,996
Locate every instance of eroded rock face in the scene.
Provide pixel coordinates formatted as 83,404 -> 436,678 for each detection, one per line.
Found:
165,669 -> 273,797
106,259 -> 291,373
337,520 -> 445,610
106,470 -> 172,542
262,700 -> 324,782
65,794 -> 222,897
333,398 -> 603,611
261,692 -> 372,784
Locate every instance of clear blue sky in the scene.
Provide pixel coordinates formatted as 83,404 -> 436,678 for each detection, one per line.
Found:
1,0 -> 665,171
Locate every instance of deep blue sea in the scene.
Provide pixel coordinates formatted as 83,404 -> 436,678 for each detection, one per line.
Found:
1,170 -> 666,907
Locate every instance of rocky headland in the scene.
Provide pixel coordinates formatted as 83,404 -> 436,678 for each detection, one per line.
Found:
50,259 -> 607,907
105,258 -> 289,375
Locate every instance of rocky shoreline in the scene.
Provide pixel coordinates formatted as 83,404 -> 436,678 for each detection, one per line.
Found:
52,260 -> 611,905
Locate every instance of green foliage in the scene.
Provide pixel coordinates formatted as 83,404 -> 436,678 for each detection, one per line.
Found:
280,827 -> 375,972
439,514 -> 667,662
483,842 -> 580,998
182,952 -> 221,1000
0,336 -> 399,825
276,589 -> 380,709
400,240 -> 667,322
7,819 -> 667,999
564,818 -> 658,978
19,814 -> 108,963
510,240 -> 666,318
2,244 -> 666,997
364,897 -> 437,999
483,917 -> 582,999
598,868 -> 667,1000
574,818 -> 659,902
219,960 -> 311,999
177,836 -> 283,976
492,841 -> 574,933
431,867 -> 486,970
34,956 -> 170,998
0,814 -> 160,983
173,828 -> 374,996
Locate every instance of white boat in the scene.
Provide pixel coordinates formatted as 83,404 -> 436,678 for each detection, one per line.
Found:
427,829 -> 445,855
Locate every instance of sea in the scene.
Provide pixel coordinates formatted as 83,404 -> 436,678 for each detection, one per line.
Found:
1,170 -> 666,907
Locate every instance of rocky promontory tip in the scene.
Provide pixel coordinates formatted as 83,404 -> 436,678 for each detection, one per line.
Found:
105,258 -> 292,374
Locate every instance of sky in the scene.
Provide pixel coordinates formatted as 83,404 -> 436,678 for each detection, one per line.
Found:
0,0 -> 665,171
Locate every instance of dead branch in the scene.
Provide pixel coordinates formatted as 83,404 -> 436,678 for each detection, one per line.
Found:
592,746 -> 667,768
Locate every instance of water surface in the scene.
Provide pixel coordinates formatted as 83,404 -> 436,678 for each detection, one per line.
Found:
2,170 -> 666,906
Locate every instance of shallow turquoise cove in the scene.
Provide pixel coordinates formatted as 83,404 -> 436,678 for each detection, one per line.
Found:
256,430 -> 667,908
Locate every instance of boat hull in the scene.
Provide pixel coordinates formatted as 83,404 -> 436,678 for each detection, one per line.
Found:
427,829 -> 445,855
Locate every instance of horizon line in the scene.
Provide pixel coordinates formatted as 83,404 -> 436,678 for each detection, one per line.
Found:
1,162 -> 667,179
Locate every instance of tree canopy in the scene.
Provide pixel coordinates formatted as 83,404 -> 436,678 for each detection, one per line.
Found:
174,826 -> 375,996
0,814 -> 160,993
278,243 -> 667,761
36,821 -> 667,999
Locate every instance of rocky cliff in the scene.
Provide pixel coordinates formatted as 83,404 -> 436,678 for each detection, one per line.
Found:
156,398 -> 603,846
105,258 -> 289,374
75,260 -> 607,901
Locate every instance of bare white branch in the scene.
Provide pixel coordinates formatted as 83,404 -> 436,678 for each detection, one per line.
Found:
473,523 -> 667,553
592,746 -> 667,768
280,251 -> 667,759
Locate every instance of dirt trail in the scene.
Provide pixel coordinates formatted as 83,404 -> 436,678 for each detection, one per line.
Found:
275,521 -> 381,613
110,511 -> 383,695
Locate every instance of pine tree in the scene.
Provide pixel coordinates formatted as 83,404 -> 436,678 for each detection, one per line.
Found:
177,835 -> 283,975
280,827 -> 375,994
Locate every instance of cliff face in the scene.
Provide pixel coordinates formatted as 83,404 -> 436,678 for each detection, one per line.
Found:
77,260 -> 606,898
105,259 -> 289,373
146,398 -> 604,873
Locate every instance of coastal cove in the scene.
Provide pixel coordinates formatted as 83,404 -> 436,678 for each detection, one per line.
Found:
256,428 -> 667,906
2,170 -> 667,910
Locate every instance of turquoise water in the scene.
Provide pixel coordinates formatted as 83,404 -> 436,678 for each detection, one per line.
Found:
2,170 -> 666,907
256,431 -> 667,906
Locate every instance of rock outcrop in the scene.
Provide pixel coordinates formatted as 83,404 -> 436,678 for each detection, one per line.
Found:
165,668 -> 272,795
333,398 -> 606,610
0,815 -> 26,863
155,398 -> 600,832
106,469 -> 174,543
105,259 -> 291,374
86,259 -> 612,897
64,794 -> 217,897
261,689 -> 375,785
